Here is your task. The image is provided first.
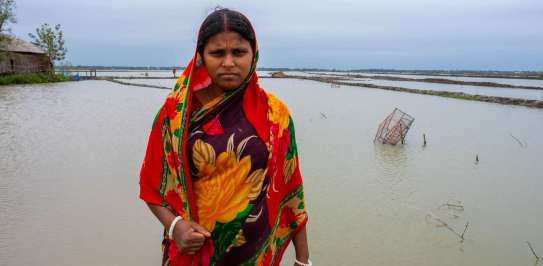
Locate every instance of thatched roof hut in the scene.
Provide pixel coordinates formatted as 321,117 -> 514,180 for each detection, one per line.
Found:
0,36 -> 53,74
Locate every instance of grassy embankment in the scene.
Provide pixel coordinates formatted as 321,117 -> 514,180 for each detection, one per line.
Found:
0,72 -> 70,85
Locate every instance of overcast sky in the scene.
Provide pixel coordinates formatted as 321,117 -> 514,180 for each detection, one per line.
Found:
11,0 -> 543,70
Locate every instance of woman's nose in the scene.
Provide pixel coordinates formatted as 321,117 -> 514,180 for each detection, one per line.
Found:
222,54 -> 235,67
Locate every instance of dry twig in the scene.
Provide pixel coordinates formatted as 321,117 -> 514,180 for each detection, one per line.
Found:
461,222 -> 469,240
427,214 -> 469,242
320,112 -> 327,119
509,133 -> 527,148
527,241 -> 540,262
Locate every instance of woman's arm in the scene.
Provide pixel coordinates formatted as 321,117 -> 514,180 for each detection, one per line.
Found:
146,203 -> 210,254
146,203 -> 177,229
293,226 -> 310,264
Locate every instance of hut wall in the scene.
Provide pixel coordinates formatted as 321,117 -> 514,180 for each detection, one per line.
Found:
0,52 -> 52,74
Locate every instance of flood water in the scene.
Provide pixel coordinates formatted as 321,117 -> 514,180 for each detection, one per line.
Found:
361,73 -> 543,88
67,70 -> 543,101
311,72 -> 543,101
1,78 -> 543,266
342,78 -> 543,100
320,72 -> 543,88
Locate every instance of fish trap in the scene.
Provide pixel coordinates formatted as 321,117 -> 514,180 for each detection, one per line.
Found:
374,108 -> 415,145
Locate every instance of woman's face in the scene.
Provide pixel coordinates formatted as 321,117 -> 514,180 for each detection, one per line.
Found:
202,31 -> 254,91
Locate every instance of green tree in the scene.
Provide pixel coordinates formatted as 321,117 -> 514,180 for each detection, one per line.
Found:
0,0 -> 16,35
28,23 -> 67,65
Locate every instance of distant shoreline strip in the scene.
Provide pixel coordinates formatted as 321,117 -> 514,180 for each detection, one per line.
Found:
99,76 -> 543,109
102,78 -> 170,90
312,73 -> 543,91
276,75 -> 543,110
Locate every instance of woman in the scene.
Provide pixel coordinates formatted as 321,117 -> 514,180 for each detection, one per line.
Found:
139,8 -> 310,266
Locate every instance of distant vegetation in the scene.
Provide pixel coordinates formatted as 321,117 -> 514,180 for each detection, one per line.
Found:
0,72 -> 68,85
28,23 -> 67,66
0,0 -> 16,36
60,65 -> 186,71
0,1 -> 70,85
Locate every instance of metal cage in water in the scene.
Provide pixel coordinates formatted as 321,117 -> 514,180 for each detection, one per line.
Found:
374,108 -> 415,145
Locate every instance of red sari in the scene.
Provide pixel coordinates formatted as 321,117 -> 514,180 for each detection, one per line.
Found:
139,43 -> 308,265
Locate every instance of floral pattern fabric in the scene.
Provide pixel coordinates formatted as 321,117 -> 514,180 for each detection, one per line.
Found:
139,39 -> 307,265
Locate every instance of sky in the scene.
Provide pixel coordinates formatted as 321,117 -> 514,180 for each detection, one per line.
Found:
11,0 -> 543,71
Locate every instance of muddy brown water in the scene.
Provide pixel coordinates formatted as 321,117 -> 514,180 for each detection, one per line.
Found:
1,79 -> 542,265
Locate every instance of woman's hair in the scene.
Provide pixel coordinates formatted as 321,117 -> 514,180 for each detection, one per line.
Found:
197,8 -> 256,55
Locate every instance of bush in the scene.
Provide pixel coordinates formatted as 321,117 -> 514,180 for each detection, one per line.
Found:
0,72 -> 69,85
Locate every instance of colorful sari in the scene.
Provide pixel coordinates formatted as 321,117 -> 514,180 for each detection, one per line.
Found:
139,37 -> 308,265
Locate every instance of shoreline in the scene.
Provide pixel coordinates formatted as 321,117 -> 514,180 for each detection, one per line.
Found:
272,75 -> 543,109
90,76 -> 543,110
315,73 -> 543,91
341,71 -> 543,80
101,77 -> 170,90
0,73 -> 69,86
60,67 -> 543,80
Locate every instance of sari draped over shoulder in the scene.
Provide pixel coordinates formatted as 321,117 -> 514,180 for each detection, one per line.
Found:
139,39 -> 308,266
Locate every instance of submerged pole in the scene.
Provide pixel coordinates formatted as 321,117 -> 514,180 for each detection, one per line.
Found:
527,241 -> 540,262
423,134 -> 427,147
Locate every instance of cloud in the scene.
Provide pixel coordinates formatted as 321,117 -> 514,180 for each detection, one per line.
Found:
12,0 -> 543,70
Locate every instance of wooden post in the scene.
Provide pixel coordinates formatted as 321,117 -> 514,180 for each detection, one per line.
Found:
423,134 -> 427,146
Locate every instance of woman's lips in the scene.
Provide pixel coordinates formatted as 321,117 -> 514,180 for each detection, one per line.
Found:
218,73 -> 239,80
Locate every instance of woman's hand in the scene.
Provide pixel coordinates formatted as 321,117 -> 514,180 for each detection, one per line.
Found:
145,204 -> 212,255
172,220 -> 211,255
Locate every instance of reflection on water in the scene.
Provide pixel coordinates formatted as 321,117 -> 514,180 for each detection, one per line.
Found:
374,143 -> 409,176
373,144 -> 416,202
374,144 -> 408,186
1,79 -> 543,266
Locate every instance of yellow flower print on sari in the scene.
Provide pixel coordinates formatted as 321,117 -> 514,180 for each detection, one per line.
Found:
267,93 -> 290,138
192,134 -> 266,232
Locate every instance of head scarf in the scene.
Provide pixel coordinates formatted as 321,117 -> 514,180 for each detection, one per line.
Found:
140,13 -> 307,266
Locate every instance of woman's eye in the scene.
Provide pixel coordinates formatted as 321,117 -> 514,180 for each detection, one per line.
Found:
233,49 -> 247,56
209,50 -> 225,56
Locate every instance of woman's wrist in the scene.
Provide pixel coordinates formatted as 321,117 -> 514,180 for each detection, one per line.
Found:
295,252 -> 309,262
168,216 -> 183,240
295,249 -> 310,265
294,258 -> 312,266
